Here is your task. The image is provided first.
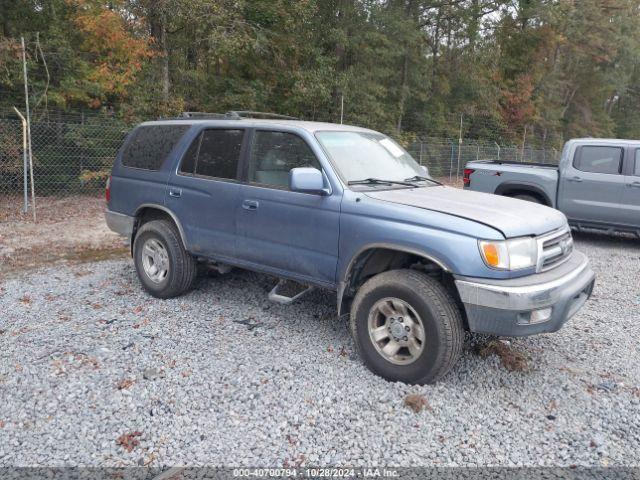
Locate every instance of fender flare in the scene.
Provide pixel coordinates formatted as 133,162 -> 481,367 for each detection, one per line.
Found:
133,203 -> 189,250
494,181 -> 552,206
337,243 -> 451,316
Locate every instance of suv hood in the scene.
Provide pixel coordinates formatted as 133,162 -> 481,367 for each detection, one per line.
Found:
365,186 -> 567,238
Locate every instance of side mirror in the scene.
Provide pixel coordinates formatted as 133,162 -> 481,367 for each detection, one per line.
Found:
289,167 -> 328,194
420,165 -> 430,177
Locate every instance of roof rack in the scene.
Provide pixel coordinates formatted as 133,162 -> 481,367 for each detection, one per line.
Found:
173,111 -> 299,120
227,111 -> 299,120
177,112 -> 230,119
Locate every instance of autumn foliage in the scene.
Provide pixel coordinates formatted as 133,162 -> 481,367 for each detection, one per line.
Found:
1,0 -> 639,144
67,0 -> 154,107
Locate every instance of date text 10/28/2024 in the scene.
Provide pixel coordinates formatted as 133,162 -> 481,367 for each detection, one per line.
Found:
233,468 -> 400,478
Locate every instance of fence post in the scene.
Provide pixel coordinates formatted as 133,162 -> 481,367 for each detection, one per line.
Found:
456,114 -> 463,182
520,124 -> 527,163
13,108 -> 28,213
494,141 -> 500,161
20,37 -> 36,222
448,140 -> 454,182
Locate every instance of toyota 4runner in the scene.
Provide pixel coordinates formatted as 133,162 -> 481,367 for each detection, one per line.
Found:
106,113 -> 595,384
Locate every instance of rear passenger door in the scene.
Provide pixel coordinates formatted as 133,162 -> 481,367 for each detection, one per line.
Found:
620,148 -> 640,227
235,129 -> 341,286
166,128 -> 247,258
559,145 -> 626,225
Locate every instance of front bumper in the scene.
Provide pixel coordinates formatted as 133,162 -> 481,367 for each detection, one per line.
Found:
105,210 -> 135,237
455,251 -> 595,336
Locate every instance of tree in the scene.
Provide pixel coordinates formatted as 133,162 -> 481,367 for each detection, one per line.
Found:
1,0 -> 639,147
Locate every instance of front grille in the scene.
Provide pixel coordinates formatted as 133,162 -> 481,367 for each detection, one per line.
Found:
537,227 -> 573,272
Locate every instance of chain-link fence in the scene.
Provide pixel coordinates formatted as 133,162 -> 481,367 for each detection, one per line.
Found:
407,138 -> 560,185
0,116 -> 130,203
0,113 -> 562,207
0,119 -> 24,197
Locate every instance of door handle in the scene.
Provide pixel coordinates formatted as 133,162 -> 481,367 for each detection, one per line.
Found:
628,181 -> 640,188
567,176 -> 583,183
169,188 -> 182,198
242,199 -> 259,211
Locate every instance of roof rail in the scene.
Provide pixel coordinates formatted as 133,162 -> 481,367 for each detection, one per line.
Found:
226,111 -> 299,120
168,111 -> 300,121
177,112 -> 230,119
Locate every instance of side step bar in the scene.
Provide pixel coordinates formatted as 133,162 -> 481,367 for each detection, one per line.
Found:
268,279 -> 314,305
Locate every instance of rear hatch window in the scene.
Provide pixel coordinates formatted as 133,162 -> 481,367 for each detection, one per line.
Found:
121,125 -> 190,170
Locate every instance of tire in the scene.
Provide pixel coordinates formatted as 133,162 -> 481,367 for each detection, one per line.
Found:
512,193 -> 542,204
133,219 -> 197,299
350,269 -> 464,384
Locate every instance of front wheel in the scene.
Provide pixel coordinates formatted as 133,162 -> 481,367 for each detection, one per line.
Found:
350,269 -> 464,384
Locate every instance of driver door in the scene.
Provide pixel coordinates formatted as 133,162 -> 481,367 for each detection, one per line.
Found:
236,130 -> 341,286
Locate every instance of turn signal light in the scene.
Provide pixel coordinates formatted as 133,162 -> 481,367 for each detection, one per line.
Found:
481,242 -> 500,267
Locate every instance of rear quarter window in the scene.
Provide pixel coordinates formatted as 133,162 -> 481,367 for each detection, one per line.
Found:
121,125 -> 190,170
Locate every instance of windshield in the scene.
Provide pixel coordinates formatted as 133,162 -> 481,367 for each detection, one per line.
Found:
315,131 -> 426,186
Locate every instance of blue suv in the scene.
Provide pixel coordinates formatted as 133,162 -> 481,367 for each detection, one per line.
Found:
106,113 -> 595,384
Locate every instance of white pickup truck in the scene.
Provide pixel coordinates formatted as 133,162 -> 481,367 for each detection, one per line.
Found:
464,138 -> 640,235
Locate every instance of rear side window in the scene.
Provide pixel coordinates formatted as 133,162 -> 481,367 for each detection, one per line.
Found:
121,125 -> 190,170
635,149 -> 640,176
574,146 -> 622,174
179,129 -> 244,180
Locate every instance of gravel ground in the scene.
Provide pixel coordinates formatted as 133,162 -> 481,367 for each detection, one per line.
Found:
1,231 -> 639,468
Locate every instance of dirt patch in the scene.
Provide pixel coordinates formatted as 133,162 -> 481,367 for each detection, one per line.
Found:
477,340 -> 529,372
116,431 -> 142,453
404,393 -> 431,413
0,195 -> 127,277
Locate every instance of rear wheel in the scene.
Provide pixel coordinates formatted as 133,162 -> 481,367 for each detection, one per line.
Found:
512,193 -> 542,204
350,269 -> 464,384
133,219 -> 197,298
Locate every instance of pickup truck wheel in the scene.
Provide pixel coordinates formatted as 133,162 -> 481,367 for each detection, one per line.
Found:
350,269 -> 464,384
512,193 -> 541,204
133,219 -> 197,299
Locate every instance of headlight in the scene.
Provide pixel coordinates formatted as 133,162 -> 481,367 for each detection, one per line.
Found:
478,237 -> 538,270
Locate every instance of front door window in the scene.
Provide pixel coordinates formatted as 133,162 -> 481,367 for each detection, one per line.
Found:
248,131 -> 321,188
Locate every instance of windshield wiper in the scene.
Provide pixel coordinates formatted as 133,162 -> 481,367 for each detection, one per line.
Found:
347,177 -> 415,187
403,175 -> 442,186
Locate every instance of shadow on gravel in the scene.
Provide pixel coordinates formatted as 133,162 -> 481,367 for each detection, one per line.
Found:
572,229 -> 639,249
189,267 -> 538,379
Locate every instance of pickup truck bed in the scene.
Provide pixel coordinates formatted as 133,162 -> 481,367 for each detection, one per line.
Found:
464,160 -> 559,207
476,160 -> 558,169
